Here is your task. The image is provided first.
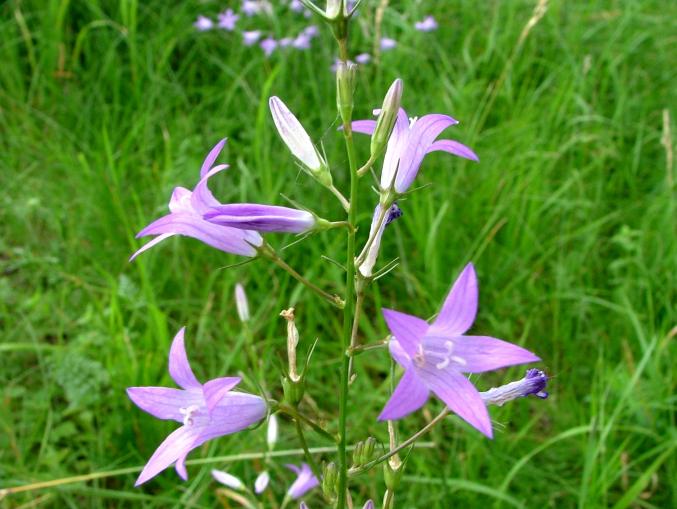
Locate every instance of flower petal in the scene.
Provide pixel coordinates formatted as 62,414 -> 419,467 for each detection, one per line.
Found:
378,369 -> 429,421
428,263 -> 477,337
351,119 -> 377,135
269,96 -> 323,171
382,308 -> 428,358
286,463 -> 319,499
202,376 -> 241,414
168,327 -> 201,390
450,336 -> 540,373
136,211 -> 262,257
200,138 -> 227,178
415,365 -> 492,438
196,392 -> 267,442
129,232 -> 175,261
126,386 -> 203,422
134,425 -> 203,486
427,139 -> 479,162
205,204 -> 316,233
380,108 -> 410,190
395,113 -> 458,193
190,164 -> 230,215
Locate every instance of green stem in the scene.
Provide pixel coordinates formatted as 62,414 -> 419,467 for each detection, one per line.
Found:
260,243 -> 345,309
277,404 -> 337,443
337,44 -> 359,509
294,418 -> 323,482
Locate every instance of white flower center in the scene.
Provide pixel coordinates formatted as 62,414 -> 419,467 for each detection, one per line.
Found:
179,405 -> 200,426
415,340 -> 467,370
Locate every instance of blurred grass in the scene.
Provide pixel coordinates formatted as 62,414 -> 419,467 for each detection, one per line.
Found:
1,0 -> 675,508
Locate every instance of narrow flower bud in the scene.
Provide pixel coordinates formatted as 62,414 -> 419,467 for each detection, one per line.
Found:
211,469 -> 244,490
325,0 -> 348,19
370,79 -> 403,159
234,283 -> 249,322
267,414 -> 278,448
480,369 -> 549,406
269,96 -> 332,187
336,61 -> 357,125
322,462 -> 338,500
254,471 -> 270,494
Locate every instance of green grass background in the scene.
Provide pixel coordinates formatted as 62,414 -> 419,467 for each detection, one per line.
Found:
1,0 -> 675,507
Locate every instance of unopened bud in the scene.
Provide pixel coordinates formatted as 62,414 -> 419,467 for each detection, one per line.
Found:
326,0 -> 348,19
211,469 -> 244,490
254,471 -> 270,494
351,441 -> 364,467
337,61 -> 357,125
234,283 -> 249,322
267,414 -> 278,448
363,436 -> 376,462
383,456 -> 404,491
370,79 -> 403,159
322,462 -> 338,500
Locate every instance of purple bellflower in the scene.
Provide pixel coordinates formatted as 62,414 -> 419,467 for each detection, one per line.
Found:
130,139 -> 263,261
379,263 -> 540,437
293,33 -> 312,50
217,9 -> 239,31
260,37 -> 278,57
415,15 -> 438,32
194,15 -> 214,31
352,108 -> 479,194
286,463 -> 319,499
205,204 -> 317,234
355,52 -> 371,64
243,30 -> 262,46
380,37 -> 397,51
127,328 -> 267,485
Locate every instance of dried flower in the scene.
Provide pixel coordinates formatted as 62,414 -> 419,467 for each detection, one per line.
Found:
379,263 -> 540,437
127,328 -> 266,484
130,139 -> 262,261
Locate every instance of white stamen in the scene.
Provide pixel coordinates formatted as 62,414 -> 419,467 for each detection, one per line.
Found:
179,405 -> 199,426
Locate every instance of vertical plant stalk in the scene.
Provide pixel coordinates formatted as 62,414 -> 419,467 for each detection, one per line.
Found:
294,419 -> 323,483
337,37 -> 359,509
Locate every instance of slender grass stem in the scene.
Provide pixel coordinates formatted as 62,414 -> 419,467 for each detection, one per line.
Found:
294,419 -> 323,482
277,404 -> 337,443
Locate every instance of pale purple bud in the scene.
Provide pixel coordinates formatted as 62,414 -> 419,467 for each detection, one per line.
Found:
355,53 -> 371,64
279,37 -> 293,47
260,37 -> 277,57
480,369 -> 549,406
194,15 -> 214,31
371,78 -> 404,158
242,0 -> 262,16
234,283 -> 249,322
242,30 -> 262,46
380,37 -> 397,51
290,0 -> 305,12
303,25 -> 319,37
293,33 -> 312,50
211,469 -> 244,490
217,9 -> 239,31
415,15 -> 438,32
255,471 -> 271,494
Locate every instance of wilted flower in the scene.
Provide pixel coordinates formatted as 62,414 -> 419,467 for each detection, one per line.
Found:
234,283 -> 250,322
211,469 -> 244,490
481,369 -> 549,406
242,30 -> 262,46
355,52 -> 371,64
380,37 -> 397,51
194,15 -> 214,31
260,37 -> 277,56
127,328 -> 266,485
205,204 -> 317,234
130,139 -> 263,261
286,463 -> 319,499
379,263 -> 540,437
415,15 -> 438,32
358,203 -> 402,278
352,107 -> 478,194
269,96 -> 327,177
217,9 -> 239,31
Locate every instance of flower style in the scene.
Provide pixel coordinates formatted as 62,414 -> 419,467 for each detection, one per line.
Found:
269,96 -> 327,174
217,9 -> 239,31
352,107 -> 478,194
127,328 -> 267,485
286,463 -> 319,499
415,15 -> 438,32
130,139 -> 263,261
205,204 -> 317,233
379,263 -> 540,437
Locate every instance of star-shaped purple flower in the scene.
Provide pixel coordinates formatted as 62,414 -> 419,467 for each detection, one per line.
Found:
352,107 -> 479,194
379,263 -> 540,438
286,463 -> 319,499
217,8 -> 239,31
130,139 -> 263,261
128,328 -> 267,485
